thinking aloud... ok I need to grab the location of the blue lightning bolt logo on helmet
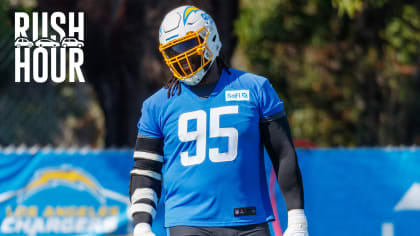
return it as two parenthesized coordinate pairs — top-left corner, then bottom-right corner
(159, 5), (222, 86)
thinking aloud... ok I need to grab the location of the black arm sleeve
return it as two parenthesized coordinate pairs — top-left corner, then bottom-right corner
(129, 135), (163, 226)
(260, 114), (304, 211)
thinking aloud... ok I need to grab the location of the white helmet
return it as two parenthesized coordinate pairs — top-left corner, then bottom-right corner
(159, 5), (222, 86)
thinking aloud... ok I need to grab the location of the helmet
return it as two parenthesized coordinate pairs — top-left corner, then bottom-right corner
(159, 6), (222, 86)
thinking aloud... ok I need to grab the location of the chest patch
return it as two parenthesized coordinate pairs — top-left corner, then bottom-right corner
(225, 90), (250, 101)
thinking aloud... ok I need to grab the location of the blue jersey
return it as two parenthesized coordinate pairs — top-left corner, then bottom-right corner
(138, 69), (285, 227)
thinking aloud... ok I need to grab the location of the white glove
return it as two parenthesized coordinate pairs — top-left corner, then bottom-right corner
(133, 223), (156, 236)
(283, 209), (308, 236)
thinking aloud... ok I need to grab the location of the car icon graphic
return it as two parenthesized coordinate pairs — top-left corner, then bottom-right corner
(35, 38), (60, 47)
(61, 37), (84, 48)
(14, 37), (34, 48)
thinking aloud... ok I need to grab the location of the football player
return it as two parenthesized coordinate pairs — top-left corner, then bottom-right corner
(129, 5), (309, 236)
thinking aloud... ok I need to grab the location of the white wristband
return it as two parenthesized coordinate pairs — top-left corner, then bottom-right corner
(134, 223), (153, 234)
(287, 209), (307, 226)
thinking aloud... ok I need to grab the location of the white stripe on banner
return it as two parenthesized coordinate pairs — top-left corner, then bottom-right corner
(131, 188), (158, 205)
(130, 169), (162, 181)
(134, 151), (163, 162)
(130, 203), (157, 218)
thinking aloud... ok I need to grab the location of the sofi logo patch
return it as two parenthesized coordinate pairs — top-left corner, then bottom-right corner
(225, 90), (250, 101)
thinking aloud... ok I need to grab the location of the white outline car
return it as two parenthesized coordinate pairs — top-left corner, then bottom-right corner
(15, 37), (34, 48)
(61, 37), (84, 48)
(35, 38), (60, 47)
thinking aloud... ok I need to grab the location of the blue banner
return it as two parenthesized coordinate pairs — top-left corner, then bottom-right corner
(0, 148), (419, 236)
(0, 150), (133, 236)
(294, 148), (420, 236)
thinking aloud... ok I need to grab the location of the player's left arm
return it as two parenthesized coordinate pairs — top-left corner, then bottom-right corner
(257, 78), (308, 235)
(260, 113), (308, 236)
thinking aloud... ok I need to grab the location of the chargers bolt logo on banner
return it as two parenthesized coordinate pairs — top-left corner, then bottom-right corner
(14, 12), (85, 83)
(0, 165), (130, 235)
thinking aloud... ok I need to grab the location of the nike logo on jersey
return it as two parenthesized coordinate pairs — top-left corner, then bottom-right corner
(225, 90), (250, 101)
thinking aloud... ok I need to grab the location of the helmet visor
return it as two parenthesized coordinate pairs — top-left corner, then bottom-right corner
(163, 38), (199, 58)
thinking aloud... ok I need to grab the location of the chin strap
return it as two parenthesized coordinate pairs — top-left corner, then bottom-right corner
(182, 62), (212, 86)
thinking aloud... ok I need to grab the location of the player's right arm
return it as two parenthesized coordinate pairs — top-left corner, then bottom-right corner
(129, 135), (163, 236)
(130, 98), (164, 236)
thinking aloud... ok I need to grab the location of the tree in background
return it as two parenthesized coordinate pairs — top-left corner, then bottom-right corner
(235, 0), (420, 146)
(0, 0), (238, 147)
(36, 0), (238, 147)
(0, 0), (105, 147)
(2, 0), (420, 147)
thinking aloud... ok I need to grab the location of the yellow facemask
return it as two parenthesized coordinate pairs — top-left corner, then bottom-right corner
(159, 27), (213, 79)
